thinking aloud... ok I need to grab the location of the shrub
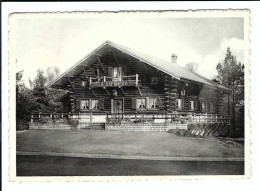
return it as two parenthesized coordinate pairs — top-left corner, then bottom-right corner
(39, 116), (52, 124)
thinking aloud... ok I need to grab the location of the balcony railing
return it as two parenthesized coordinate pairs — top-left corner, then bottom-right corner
(89, 74), (138, 88)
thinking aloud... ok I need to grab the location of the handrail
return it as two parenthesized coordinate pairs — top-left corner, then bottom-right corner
(90, 75), (138, 83)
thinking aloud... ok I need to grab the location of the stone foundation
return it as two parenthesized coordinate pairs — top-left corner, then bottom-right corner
(29, 122), (105, 130)
(105, 123), (187, 131)
(29, 122), (72, 130)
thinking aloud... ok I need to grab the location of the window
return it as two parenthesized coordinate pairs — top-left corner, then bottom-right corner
(176, 99), (182, 110)
(149, 98), (158, 109)
(210, 101), (214, 112)
(137, 98), (146, 109)
(81, 81), (86, 87)
(200, 101), (205, 111)
(181, 89), (186, 96)
(151, 77), (159, 85)
(81, 100), (89, 110)
(189, 100), (194, 110)
(113, 67), (122, 81)
(91, 99), (99, 110)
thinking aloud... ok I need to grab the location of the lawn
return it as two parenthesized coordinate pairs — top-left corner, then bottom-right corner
(16, 130), (244, 159)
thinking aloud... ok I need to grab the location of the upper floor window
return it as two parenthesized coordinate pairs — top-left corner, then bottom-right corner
(189, 100), (194, 111)
(81, 81), (86, 87)
(176, 99), (182, 110)
(151, 77), (159, 85)
(113, 67), (122, 80)
(149, 98), (158, 109)
(81, 100), (89, 110)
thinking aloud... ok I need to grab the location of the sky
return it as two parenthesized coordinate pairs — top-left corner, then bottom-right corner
(13, 15), (244, 86)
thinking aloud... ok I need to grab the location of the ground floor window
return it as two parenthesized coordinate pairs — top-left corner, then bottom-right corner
(149, 98), (158, 109)
(80, 99), (104, 111)
(91, 99), (99, 110)
(189, 100), (194, 110)
(137, 98), (146, 109)
(176, 99), (182, 110)
(81, 100), (89, 110)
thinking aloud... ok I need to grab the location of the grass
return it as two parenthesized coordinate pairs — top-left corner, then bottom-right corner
(16, 130), (244, 158)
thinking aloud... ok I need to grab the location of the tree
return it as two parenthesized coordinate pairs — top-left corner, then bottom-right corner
(30, 69), (49, 107)
(16, 70), (37, 129)
(213, 47), (244, 137)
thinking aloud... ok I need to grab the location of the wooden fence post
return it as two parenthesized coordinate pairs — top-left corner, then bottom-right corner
(31, 114), (33, 122)
(90, 112), (92, 125)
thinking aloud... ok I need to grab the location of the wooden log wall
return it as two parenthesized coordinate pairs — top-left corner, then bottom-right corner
(61, 46), (225, 115)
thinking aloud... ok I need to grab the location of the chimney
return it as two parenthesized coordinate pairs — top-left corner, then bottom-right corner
(171, 53), (177, 64)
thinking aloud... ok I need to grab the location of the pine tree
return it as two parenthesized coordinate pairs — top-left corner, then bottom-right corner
(213, 47), (244, 137)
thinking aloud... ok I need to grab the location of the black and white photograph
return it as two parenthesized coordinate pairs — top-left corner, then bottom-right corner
(8, 10), (250, 180)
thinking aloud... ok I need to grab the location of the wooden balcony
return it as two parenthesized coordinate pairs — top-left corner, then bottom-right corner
(89, 74), (139, 88)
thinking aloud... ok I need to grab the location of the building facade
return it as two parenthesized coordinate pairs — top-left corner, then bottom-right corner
(48, 41), (231, 128)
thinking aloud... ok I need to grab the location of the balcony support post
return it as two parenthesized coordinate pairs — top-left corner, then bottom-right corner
(120, 87), (126, 96)
(104, 87), (110, 96)
(137, 86), (142, 96)
(89, 87), (97, 97)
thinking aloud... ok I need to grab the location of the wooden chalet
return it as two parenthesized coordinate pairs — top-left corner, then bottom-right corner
(48, 41), (231, 127)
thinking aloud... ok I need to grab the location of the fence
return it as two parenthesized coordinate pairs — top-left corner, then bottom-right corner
(29, 112), (107, 124)
(29, 111), (230, 124)
(106, 112), (230, 124)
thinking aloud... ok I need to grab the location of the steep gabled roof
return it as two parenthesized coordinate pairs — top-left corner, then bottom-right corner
(49, 40), (230, 93)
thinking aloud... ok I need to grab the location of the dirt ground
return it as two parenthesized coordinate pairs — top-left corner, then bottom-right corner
(16, 130), (244, 158)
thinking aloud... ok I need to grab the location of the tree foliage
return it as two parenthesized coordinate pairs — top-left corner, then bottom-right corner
(213, 47), (244, 137)
(16, 67), (65, 130)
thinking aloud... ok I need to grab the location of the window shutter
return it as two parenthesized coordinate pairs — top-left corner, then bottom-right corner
(131, 98), (136, 109)
(157, 98), (164, 109)
(117, 67), (122, 78)
(122, 66), (127, 76)
(194, 100), (197, 111)
(108, 67), (113, 77)
(146, 97), (149, 109)
(98, 99), (104, 111)
(76, 99), (81, 111)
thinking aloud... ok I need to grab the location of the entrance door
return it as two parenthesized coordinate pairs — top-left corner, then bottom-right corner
(112, 99), (123, 114)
